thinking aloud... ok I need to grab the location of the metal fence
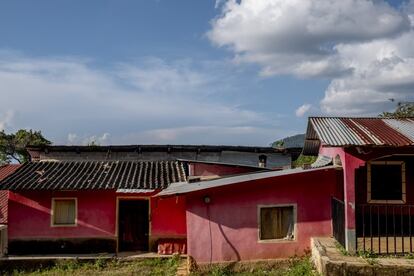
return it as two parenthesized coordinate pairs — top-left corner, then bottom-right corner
(356, 204), (414, 254)
(332, 197), (346, 248)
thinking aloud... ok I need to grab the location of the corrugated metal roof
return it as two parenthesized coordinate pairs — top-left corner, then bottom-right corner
(385, 119), (414, 141)
(310, 155), (332, 168)
(0, 161), (186, 190)
(157, 165), (339, 197)
(303, 117), (414, 155)
(0, 164), (21, 181)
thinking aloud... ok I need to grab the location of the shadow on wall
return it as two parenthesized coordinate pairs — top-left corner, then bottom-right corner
(218, 223), (241, 262)
(205, 203), (241, 263)
(8, 192), (115, 237)
(189, 170), (339, 230)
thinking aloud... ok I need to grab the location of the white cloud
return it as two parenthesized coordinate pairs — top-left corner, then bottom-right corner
(82, 133), (111, 145)
(295, 104), (311, 117)
(320, 29), (414, 115)
(209, 0), (409, 78)
(67, 133), (78, 144)
(0, 110), (15, 131)
(67, 132), (110, 145)
(0, 52), (279, 145)
(215, 0), (226, 9)
(116, 58), (211, 94)
(209, 0), (414, 115)
(118, 126), (280, 146)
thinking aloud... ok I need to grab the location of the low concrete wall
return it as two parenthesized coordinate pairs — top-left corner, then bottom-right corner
(311, 237), (414, 276)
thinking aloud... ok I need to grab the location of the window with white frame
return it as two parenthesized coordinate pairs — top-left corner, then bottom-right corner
(367, 161), (406, 204)
(52, 198), (77, 226)
(259, 205), (295, 241)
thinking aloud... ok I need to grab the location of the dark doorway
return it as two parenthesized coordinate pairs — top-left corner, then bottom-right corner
(118, 200), (149, 252)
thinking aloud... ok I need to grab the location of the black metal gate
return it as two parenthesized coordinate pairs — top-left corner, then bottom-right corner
(356, 204), (414, 254)
(332, 197), (346, 247)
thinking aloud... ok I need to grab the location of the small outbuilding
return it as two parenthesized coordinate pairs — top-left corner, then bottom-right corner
(159, 164), (342, 263)
(304, 117), (414, 255)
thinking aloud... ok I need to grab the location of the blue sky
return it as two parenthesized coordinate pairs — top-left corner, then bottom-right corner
(0, 0), (413, 146)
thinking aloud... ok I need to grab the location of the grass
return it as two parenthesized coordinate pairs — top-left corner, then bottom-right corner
(292, 155), (317, 168)
(192, 256), (318, 276)
(356, 250), (379, 265)
(334, 242), (350, 256)
(1, 255), (181, 276)
(1, 255), (318, 276)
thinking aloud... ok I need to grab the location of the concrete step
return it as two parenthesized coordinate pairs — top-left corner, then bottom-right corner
(176, 258), (188, 276)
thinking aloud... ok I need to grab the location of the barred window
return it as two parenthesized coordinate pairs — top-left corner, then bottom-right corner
(368, 161), (406, 203)
(52, 198), (77, 226)
(259, 205), (295, 241)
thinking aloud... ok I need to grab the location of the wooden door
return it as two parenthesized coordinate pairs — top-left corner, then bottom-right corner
(118, 200), (149, 251)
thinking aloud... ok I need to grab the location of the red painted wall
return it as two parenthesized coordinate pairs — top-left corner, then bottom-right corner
(8, 190), (186, 244)
(185, 169), (340, 263)
(151, 196), (186, 238)
(319, 147), (365, 230)
(8, 191), (116, 239)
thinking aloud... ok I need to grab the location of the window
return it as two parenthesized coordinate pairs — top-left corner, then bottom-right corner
(259, 205), (295, 241)
(51, 198), (77, 226)
(367, 161), (406, 204)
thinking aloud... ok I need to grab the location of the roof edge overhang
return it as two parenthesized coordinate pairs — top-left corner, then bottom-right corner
(303, 118), (321, 156)
(157, 165), (341, 197)
(26, 144), (286, 154)
(178, 159), (273, 170)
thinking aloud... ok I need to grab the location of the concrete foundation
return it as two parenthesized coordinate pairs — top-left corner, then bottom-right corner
(312, 237), (414, 276)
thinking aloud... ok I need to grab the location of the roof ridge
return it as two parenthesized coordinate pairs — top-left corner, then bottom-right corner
(304, 117), (414, 155)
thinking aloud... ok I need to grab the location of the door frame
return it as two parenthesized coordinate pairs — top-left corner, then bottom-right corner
(116, 196), (151, 253)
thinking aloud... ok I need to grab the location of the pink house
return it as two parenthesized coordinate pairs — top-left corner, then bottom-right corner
(159, 117), (414, 263)
(160, 166), (341, 263)
(2, 160), (188, 254)
(0, 145), (281, 255)
(303, 117), (414, 255)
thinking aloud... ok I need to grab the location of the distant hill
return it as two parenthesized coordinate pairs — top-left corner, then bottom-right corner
(272, 134), (305, 149)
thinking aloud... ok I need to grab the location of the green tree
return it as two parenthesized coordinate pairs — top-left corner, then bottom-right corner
(292, 154), (317, 168)
(380, 102), (414, 118)
(0, 129), (51, 164)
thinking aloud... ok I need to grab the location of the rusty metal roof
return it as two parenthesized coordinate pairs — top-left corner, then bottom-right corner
(0, 161), (186, 190)
(0, 164), (21, 181)
(304, 117), (414, 155)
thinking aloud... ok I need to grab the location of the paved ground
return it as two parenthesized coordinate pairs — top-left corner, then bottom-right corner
(0, 252), (189, 276)
(1, 251), (182, 260)
(358, 236), (414, 254)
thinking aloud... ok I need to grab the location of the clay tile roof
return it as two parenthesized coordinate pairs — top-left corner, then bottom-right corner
(304, 117), (414, 155)
(0, 164), (21, 181)
(0, 161), (187, 191)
